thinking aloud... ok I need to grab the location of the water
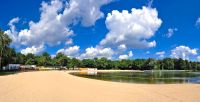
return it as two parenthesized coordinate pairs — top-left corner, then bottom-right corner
(70, 70), (200, 84)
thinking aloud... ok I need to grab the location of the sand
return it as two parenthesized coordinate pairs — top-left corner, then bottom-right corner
(0, 71), (200, 102)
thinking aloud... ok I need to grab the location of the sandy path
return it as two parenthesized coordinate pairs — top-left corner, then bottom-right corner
(0, 71), (200, 102)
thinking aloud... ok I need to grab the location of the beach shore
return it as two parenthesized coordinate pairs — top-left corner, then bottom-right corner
(0, 71), (200, 102)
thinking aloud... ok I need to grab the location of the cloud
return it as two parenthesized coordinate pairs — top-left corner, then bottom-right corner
(146, 51), (150, 54)
(100, 6), (162, 49)
(5, 17), (21, 48)
(119, 51), (133, 60)
(128, 51), (133, 57)
(80, 46), (114, 59)
(148, 0), (154, 7)
(6, 0), (72, 47)
(65, 38), (73, 45)
(5, 0), (113, 54)
(51, 55), (56, 58)
(171, 46), (198, 60)
(197, 56), (200, 62)
(60, 0), (113, 27)
(166, 28), (178, 38)
(156, 51), (165, 58)
(57, 46), (80, 58)
(8, 17), (20, 31)
(117, 44), (127, 51)
(196, 17), (200, 27)
(21, 44), (44, 55)
(119, 55), (129, 60)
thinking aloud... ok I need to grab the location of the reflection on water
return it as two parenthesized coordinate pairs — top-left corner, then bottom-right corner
(78, 71), (97, 75)
(87, 71), (97, 75)
(70, 70), (200, 84)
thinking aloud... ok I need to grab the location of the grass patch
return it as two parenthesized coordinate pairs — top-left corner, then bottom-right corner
(0, 71), (18, 76)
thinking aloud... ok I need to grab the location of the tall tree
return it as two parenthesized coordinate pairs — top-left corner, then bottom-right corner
(95, 58), (109, 69)
(15, 53), (26, 64)
(162, 58), (174, 70)
(70, 58), (81, 69)
(143, 58), (157, 70)
(82, 59), (95, 68)
(36, 52), (51, 66)
(25, 53), (36, 65)
(0, 29), (12, 69)
(53, 53), (70, 68)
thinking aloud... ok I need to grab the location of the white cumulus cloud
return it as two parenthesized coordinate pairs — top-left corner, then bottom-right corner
(119, 55), (129, 60)
(57, 46), (80, 58)
(156, 51), (165, 58)
(146, 51), (150, 54)
(117, 44), (127, 51)
(8, 17), (20, 31)
(166, 28), (178, 38)
(65, 38), (73, 45)
(80, 46), (114, 59)
(21, 44), (44, 55)
(196, 17), (200, 27)
(128, 51), (133, 57)
(171, 46), (198, 60)
(6, 0), (73, 47)
(119, 51), (133, 60)
(60, 0), (113, 27)
(197, 56), (200, 62)
(5, 0), (113, 54)
(5, 17), (21, 48)
(100, 6), (162, 49)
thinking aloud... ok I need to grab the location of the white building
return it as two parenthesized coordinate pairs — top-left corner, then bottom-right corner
(4, 64), (20, 70)
(79, 68), (97, 71)
(20, 65), (37, 70)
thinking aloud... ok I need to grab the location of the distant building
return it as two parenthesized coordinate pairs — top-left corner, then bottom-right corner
(2, 64), (38, 71)
(4, 64), (20, 70)
(79, 68), (97, 71)
(20, 65), (37, 70)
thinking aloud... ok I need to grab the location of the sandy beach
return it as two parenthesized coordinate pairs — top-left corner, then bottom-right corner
(0, 71), (200, 102)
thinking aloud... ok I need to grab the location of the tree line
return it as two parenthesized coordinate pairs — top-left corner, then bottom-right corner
(1, 29), (200, 71)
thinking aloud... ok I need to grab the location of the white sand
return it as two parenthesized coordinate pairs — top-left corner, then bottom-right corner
(0, 71), (200, 102)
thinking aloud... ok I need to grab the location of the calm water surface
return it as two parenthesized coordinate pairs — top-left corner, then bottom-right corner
(70, 70), (200, 84)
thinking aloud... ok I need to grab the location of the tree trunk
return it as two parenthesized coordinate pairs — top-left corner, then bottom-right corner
(0, 49), (2, 70)
(0, 49), (3, 70)
(0, 57), (2, 70)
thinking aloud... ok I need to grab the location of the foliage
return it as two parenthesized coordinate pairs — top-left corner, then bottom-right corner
(1, 49), (200, 71)
(0, 29), (12, 69)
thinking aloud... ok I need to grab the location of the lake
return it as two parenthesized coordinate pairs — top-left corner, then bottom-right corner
(70, 70), (200, 84)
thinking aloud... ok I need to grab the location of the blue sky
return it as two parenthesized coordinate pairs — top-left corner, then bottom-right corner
(1, 0), (200, 61)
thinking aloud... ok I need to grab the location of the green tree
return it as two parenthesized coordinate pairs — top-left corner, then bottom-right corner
(25, 58), (36, 65)
(162, 58), (174, 70)
(143, 58), (157, 70)
(36, 52), (51, 66)
(70, 58), (81, 69)
(15, 53), (26, 64)
(25, 53), (36, 65)
(42, 52), (51, 66)
(0, 29), (12, 68)
(132, 59), (146, 70)
(118, 59), (132, 70)
(82, 59), (95, 68)
(53, 53), (70, 68)
(95, 58), (109, 69)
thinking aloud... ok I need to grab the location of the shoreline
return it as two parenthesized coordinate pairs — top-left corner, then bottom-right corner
(69, 69), (144, 73)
